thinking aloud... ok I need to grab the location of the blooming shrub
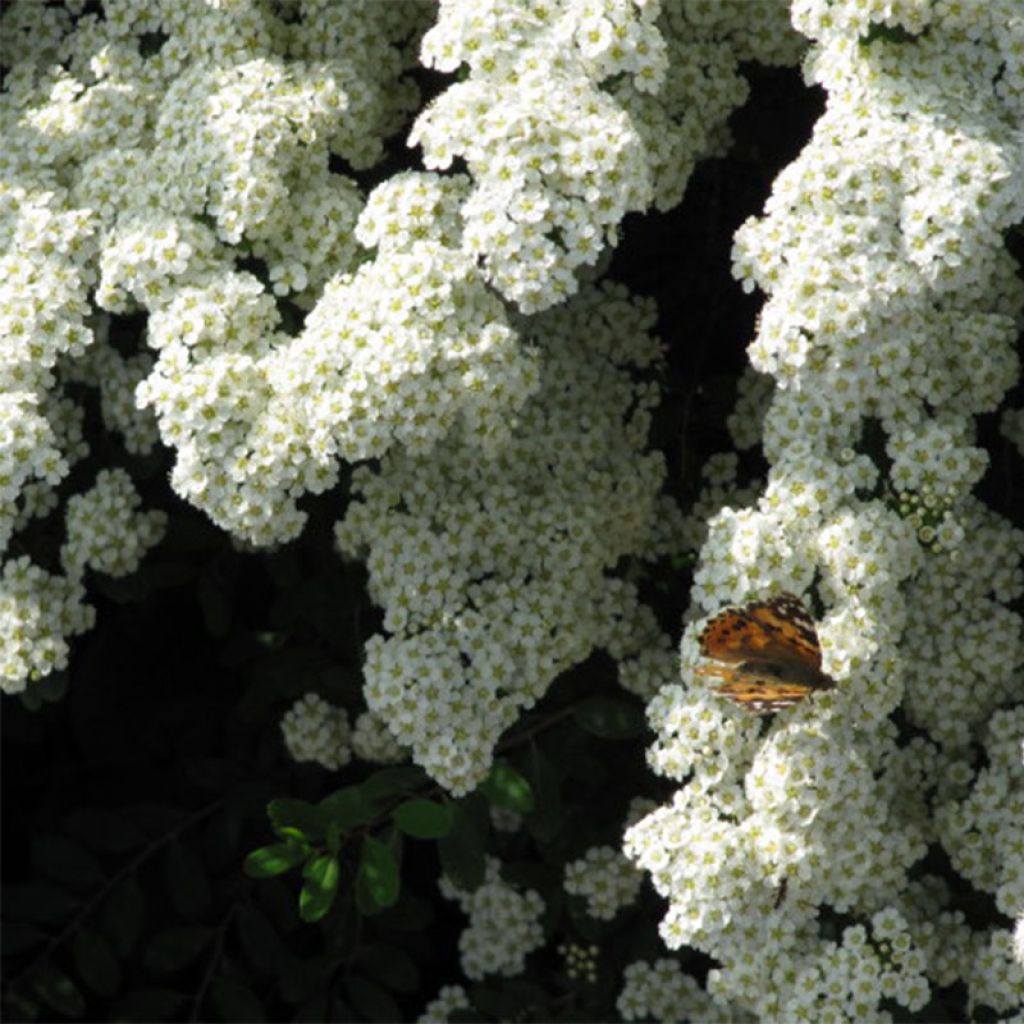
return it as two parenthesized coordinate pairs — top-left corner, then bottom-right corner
(2, 1), (1021, 1022)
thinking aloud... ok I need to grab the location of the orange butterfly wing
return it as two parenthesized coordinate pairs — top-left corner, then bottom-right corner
(696, 593), (836, 715)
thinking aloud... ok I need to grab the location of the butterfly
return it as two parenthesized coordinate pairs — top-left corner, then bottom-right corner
(695, 592), (836, 715)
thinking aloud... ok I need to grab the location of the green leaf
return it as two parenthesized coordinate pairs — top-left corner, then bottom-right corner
(480, 760), (535, 814)
(98, 876), (145, 956)
(110, 988), (185, 1022)
(142, 926), (213, 974)
(32, 834), (103, 890)
(210, 978), (267, 1023)
(438, 807), (486, 892)
(360, 766), (425, 809)
(197, 570), (232, 637)
(2, 922), (46, 956)
(66, 809), (146, 853)
(573, 696), (646, 739)
(344, 976), (402, 1023)
(356, 942), (419, 993)
(243, 843), (308, 879)
(267, 798), (327, 843)
(356, 837), (400, 914)
(30, 962), (85, 1019)
(525, 745), (563, 844)
(391, 799), (453, 839)
(2, 881), (79, 925)
(72, 929), (122, 997)
(299, 855), (340, 923)
(318, 786), (373, 830)
(235, 904), (287, 975)
(164, 841), (211, 919)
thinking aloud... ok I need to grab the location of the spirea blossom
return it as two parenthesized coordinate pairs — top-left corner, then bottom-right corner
(335, 282), (673, 793)
(417, 985), (470, 1024)
(280, 693), (352, 771)
(440, 859), (544, 981)
(617, 958), (718, 1023)
(564, 845), (643, 921)
(413, 0), (802, 312)
(628, 1), (1024, 1017)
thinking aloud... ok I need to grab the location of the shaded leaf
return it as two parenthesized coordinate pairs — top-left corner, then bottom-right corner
(32, 834), (103, 890)
(438, 807), (486, 892)
(573, 696), (646, 739)
(360, 766), (425, 809)
(268, 799), (327, 843)
(2, 922), (46, 956)
(73, 929), (122, 997)
(211, 978), (267, 1023)
(98, 876), (145, 956)
(299, 855), (340, 923)
(480, 761), (534, 814)
(165, 842), (211, 919)
(355, 837), (400, 914)
(235, 904), (287, 975)
(356, 942), (419, 993)
(3, 881), (79, 925)
(66, 810), (146, 854)
(391, 799), (453, 840)
(30, 962), (85, 1019)
(344, 976), (401, 1023)
(244, 843), (308, 879)
(142, 926), (213, 974)
(110, 988), (185, 1022)
(317, 787), (373, 831)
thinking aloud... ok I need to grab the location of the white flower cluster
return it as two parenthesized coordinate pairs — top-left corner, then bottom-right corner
(628, 1), (1024, 1017)
(440, 859), (545, 981)
(1, 0), (429, 689)
(413, 0), (802, 312)
(1, 464), (164, 695)
(417, 985), (470, 1024)
(559, 941), (599, 984)
(350, 710), (407, 766)
(336, 282), (673, 793)
(62, 468), (166, 579)
(935, 707), (1024, 1014)
(564, 845), (643, 921)
(280, 693), (352, 772)
(617, 958), (718, 1023)
(0, 557), (94, 694)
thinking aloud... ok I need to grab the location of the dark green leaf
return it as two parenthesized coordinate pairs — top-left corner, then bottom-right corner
(268, 799), (327, 843)
(32, 834), (103, 890)
(360, 766), (425, 809)
(480, 760), (535, 814)
(526, 746), (563, 843)
(355, 942), (419, 993)
(2, 922), (46, 956)
(211, 978), (267, 1023)
(438, 807), (486, 892)
(317, 786), (373, 830)
(391, 799), (453, 839)
(30, 962), (85, 1019)
(355, 837), (400, 914)
(198, 571), (232, 637)
(98, 876), (145, 956)
(299, 855), (340, 923)
(164, 842), (211, 919)
(142, 926), (213, 974)
(66, 809), (146, 853)
(343, 976), (401, 1023)
(2, 882), (79, 925)
(574, 696), (646, 739)
(244, 843), (308, 879)
(72, 929), (122, 997)
(203, 810), (243, 872)
(235, 904), (287, 974)
(110, 988), (185, 1022)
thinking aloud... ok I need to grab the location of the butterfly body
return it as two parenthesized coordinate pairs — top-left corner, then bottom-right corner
(696, 592), (836, 715)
